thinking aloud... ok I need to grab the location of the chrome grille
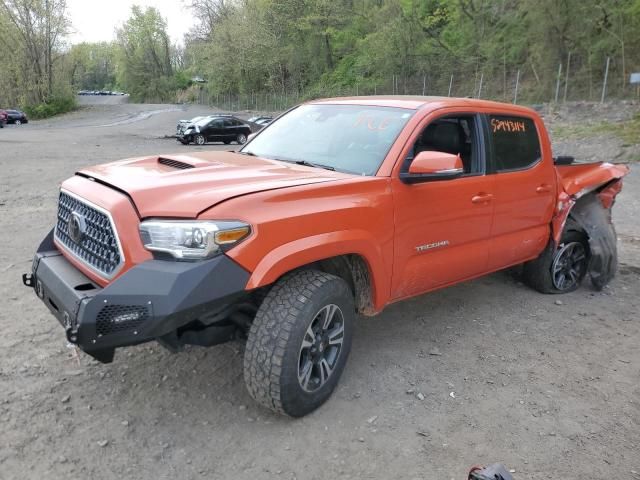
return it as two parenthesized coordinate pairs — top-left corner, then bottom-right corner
(55, 191), (123, 277)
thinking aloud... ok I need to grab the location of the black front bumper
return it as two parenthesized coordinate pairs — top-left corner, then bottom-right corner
(23, 230), (250, 363)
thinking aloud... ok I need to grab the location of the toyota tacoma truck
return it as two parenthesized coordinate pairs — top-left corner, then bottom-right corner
(23, 97), (629, 417)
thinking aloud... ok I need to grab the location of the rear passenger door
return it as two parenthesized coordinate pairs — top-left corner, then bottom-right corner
(484, 114), (556, 271)
(223, 119), (237, 140)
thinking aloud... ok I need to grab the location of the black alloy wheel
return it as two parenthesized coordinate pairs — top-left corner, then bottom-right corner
(551, 241), (587, 291)
(297, 304), (345, 392)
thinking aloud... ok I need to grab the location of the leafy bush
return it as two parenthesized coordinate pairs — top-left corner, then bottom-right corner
(24, 96), (77, 119)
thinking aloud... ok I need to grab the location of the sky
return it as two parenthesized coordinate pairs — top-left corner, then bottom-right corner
(66, 0), (196, 45)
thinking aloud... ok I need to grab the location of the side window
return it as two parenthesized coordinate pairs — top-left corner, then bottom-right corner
(223, 119), (234, 127)
(210, 119), (223, 128)
(407, 115), (480, 174)
(489, 115), (541, 171)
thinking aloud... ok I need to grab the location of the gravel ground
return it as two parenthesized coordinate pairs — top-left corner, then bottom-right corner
(0, 97), (638, 480)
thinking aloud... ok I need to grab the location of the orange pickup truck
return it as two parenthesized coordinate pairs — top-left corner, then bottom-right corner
(23, 96), (628, 416)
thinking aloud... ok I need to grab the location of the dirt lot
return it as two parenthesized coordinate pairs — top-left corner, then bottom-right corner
(0, 97), (638, 480)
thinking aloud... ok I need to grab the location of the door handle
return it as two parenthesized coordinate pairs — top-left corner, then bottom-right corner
(471, 193), (493, 204)
(536, 184), (552, 193)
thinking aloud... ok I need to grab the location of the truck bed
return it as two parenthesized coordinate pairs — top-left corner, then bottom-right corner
(555, 161), (629, 197)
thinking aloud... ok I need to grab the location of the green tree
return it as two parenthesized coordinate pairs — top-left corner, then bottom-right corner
(116, 5), (176, 102)
(0, 0), (71, 105)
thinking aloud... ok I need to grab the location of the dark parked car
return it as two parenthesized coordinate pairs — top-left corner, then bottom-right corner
(248, 115), (273, 124)
(255, 117), (273, 126)
(178, 115), (251, 145)
(0, 110), (7, 128)
(5, 109), (28, 125)
(247, 115), (274, 131)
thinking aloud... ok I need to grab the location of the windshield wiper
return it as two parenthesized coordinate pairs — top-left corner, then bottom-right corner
(294, 160), (335, 171)
(237, 153), (336, 171)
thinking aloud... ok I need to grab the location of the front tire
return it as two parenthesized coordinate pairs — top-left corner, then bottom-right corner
(244, 270), (354, 417)
(236, 133), (247, 144)
(523, 230), (589, 294)
(194, 134), (206, 145)
(15, 119), (21, 125)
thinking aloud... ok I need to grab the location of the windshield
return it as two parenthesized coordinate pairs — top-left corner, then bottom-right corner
(241, 104), (414, 175)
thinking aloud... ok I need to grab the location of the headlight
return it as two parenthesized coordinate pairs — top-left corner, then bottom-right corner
(139, 220), (251, 260)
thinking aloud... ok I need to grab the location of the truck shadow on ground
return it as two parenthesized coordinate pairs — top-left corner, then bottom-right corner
(71, 269), (580, 422)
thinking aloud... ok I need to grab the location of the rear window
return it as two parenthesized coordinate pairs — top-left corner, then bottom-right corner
(489, 115), (541, 171)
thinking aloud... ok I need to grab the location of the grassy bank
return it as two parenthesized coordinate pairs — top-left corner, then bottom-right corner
(550, 113), (640, 146)
(23, 96), (77, 120)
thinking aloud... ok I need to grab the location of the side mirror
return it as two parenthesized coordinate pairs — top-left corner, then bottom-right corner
(554, 155), (574, 165)
(401, 151), (464, 183)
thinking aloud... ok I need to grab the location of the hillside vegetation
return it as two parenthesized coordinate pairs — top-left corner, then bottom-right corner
(1, 0), (640, 111)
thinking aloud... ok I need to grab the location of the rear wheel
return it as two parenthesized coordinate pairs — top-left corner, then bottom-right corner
(244, 270), (354, 417)
(15, 119), (21, 125)
(194, 134), (206, 145)
(523, 231), (589, 293)
(236, 133), (247, 144)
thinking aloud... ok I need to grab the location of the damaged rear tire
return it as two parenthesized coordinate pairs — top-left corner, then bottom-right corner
(523, 231), (589, 294)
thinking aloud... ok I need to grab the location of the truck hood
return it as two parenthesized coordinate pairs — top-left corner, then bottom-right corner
(79, 151), (348, 218)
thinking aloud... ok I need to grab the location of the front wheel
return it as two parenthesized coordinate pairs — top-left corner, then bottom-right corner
(236, 133), (247, 144)
(15, 119), (21, 125)
(244, 270), (354, 417)
(194, 134), (206, 145)
(523, 231), (589, 293)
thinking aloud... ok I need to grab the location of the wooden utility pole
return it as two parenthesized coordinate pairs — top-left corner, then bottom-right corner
(563, 52), (571, 103)
(601, 57), (610, 103)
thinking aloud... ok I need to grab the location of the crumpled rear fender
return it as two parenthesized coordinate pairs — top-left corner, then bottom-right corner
(550, 162), (629, 290)
(551, 162), (629, 245)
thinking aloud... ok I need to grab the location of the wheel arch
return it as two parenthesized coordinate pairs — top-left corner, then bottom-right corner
(551, 178), (624, 246)
(243, 232), (390, 315)
(549, 186), (621, 290)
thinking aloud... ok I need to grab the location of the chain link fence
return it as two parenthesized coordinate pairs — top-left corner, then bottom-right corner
(194, 55), (639, 113)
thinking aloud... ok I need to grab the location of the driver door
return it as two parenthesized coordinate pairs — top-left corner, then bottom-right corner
(390, 113), (495, 300)
(206, 119), (224, 142)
